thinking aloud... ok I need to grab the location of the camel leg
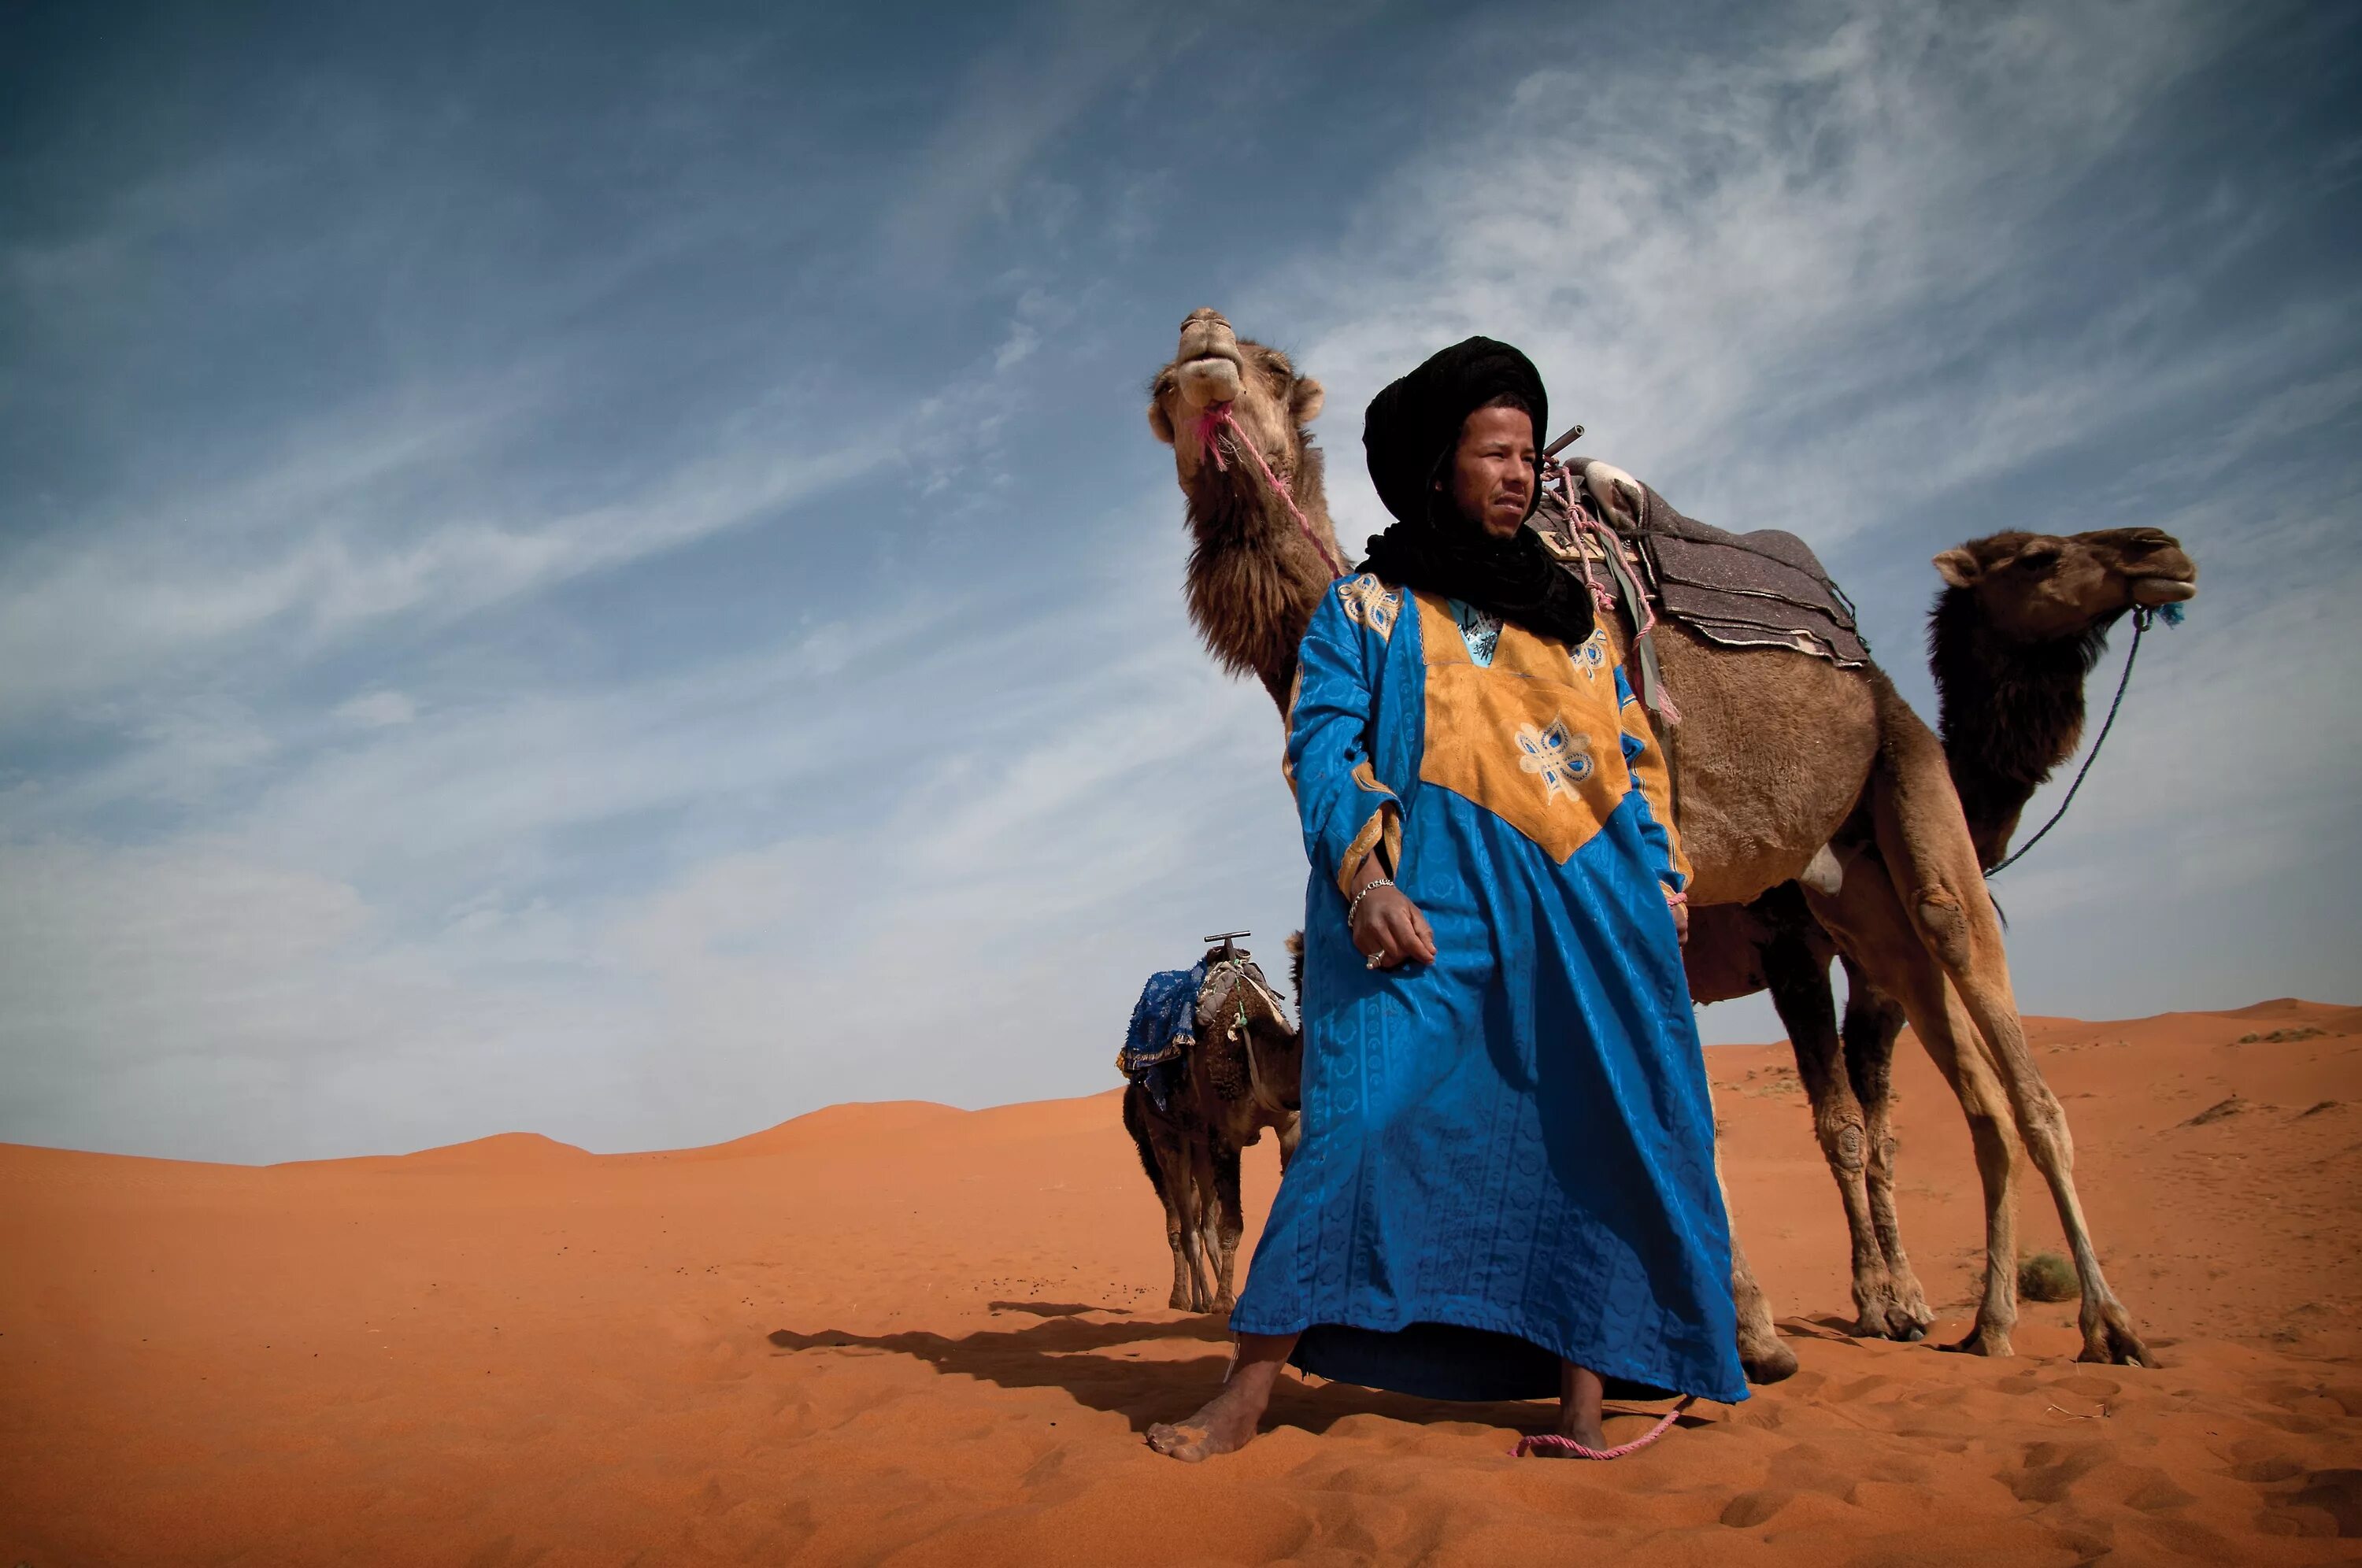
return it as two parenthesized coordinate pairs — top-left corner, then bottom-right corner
(1716, 1152), (1797, 1384)
(1187, 1145), (1223, 1315)
(1867, 692), (2149, 1366)
(1808, 861), (2024, 1355)
(1209, 1143), (1245, 1314)
(1838, 959), (1933, 1336)
(1150, 1126), (1207, 1311)
(1275, 1114), (1302, 1173)
(1760, 928), (1897, 1338)
(1126, 1090), (1194, 1312)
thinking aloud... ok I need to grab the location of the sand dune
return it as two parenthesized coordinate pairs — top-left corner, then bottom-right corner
(5, 1000), (2360, 1563)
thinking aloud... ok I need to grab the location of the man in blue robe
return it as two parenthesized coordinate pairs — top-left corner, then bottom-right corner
(1148, 338), (1746, 1462)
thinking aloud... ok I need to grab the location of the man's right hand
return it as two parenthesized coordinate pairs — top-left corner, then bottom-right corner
(1351, 883), (1437, 970)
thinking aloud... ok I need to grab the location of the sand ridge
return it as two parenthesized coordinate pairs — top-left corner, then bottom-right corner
(4, 1000), (2359, 1562)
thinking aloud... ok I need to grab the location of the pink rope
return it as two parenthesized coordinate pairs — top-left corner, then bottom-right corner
(1550, 461), (1683, 725)
(1198, 401), (1349, 580)
(1512, 1396), (1694, 1460)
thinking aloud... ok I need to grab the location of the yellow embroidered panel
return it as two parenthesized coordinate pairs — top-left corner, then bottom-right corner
(1338, 574), (1401, 641)
(1412, 591), (1633, 864)
(1337, 760), (1403, 894)
(1569, 627), (1611, 684)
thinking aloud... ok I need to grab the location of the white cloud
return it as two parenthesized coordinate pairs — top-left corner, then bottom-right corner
(0, 508), (1312, 1160)
(5, 0), (2351, 1162)
(1253, 0), (2250, 544)
(333, 690), (417, 729)
(0, 398), (889, 723)
(878, 6), (1165, 270)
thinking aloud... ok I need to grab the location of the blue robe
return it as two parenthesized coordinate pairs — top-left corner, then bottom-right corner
(1229, 574), (1746, 1405)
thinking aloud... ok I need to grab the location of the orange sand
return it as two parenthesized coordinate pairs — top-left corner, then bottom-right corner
(5, 999), (2360, 1563)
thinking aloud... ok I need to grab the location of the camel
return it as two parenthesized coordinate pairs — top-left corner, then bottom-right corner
(1685, 526), (2197, 1344)
(1123, 939), (1305, 1314)
(1144, 308), (2151, 1374)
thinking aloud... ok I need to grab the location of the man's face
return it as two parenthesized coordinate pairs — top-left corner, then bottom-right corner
(1448, 404), (1537, 538)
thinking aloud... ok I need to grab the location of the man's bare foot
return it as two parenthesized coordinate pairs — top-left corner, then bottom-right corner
(1552, 1407), (1609, 1451)
(1146, 1381), (1265, 1462)
(1554, 1360), (1607, 1450)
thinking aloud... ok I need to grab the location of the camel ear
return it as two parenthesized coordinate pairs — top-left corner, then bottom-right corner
(1932, 548), (1981, 588)
(1146, 396), (1175, 446)
(1290, 377), (1324, 426)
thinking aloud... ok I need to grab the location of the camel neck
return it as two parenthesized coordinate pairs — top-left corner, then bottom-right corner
(1927, 588), (2120, 845)
(1186, 444), (1332, 551)
(1180, 442), (1341, 712)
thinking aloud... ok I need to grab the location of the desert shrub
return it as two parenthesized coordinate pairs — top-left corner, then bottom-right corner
(2017, 1252), (2079, 1303)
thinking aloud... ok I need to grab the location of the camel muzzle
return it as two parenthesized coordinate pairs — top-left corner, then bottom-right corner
(2129, 575), (2197, 605)
(1178, 355), (1242, 409)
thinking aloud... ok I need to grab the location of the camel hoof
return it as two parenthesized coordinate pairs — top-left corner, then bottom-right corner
(2078, 1319), (2153, 1368)
(1940, 1329), (2013, 1358)
(1742, 1341), (1799, 1385)
(1852, 1297), (1935, 1343)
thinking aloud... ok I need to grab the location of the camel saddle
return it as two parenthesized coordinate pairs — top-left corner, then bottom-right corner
(1118, 952), (1290, 1115)
(1530, 479), (1870, 668)
(1196, 953), (1288, 1045)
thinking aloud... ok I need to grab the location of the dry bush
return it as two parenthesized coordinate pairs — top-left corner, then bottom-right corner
(2017, 1252), (2079, 1303)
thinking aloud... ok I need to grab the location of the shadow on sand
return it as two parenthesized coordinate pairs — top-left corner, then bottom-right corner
(767, 1302), (1706, 1440)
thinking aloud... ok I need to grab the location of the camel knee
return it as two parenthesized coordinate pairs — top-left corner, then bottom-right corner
(1816, 1111), (1868, 1174)
(2016, 1100), (2076, 1170)
(1910, 885), (1975, 971)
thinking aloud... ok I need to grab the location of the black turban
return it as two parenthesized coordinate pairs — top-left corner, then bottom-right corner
(1358, 336), (1594, 647)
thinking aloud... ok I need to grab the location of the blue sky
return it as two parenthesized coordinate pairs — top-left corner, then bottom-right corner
(3, 0), (2356, 1162)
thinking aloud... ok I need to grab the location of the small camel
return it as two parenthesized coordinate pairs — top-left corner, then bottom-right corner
(1686, 525), (2197, 1344)
(1143, 308), (2152, 1371)
(1123, 940), (1304, 1314)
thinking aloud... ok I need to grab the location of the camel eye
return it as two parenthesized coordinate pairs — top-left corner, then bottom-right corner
(2014, 548), (2060, 572)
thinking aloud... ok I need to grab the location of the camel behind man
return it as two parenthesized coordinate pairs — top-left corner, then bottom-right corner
(1143, 308), (2153, 1374)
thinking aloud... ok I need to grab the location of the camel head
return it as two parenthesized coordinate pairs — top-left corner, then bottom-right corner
(1146, 309), (1346, 710)
(1198, 941), (1303, 1119)
(1147, 309), (1326, 494)
(1932, 527), (2197, 643)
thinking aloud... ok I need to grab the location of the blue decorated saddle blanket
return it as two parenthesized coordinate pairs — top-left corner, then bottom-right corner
(1117, 962), (1206, 1112)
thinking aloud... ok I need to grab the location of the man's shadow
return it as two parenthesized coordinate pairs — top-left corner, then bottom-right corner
(767, 1302), (1610, 1438)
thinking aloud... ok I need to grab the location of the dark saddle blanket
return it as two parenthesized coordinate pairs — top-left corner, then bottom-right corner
(1531, 478), (1870, 667)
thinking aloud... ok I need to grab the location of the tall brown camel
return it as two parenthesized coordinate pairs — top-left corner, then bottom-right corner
(1144, 308), (2150, 1374)
(1684, 526), (2197, 1344)
(1124, 940), (1305, 1313)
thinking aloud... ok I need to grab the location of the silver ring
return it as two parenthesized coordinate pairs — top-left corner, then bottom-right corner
(1364, 951), (1384, 970)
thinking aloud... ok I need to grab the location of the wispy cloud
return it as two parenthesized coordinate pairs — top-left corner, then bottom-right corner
(1268, 0), (2266, 540)
(2, 0), (2352, 1159)
(0, 412), (888, 722)
(879, 3), (1168, 272)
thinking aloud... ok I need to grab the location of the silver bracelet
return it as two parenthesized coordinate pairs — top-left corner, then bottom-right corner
(1347, 878), (1395, 928)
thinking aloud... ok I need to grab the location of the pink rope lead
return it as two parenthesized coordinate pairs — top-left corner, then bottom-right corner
(1512, 1396), (1695, 1460)
(1197, 401), (1350, 580)
(1548, 460), (1683, 726)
